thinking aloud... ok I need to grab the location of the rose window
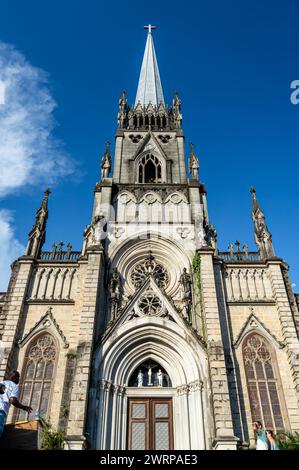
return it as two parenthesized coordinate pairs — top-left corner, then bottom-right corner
(138, 293), (162, 316)
(130, 254), (169, 289)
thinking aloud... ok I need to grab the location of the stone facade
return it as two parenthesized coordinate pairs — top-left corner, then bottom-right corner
(1, 29), (299, 450)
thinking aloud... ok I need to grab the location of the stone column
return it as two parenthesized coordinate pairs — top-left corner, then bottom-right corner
(176, 385), (191, 449)
(198, 247), (238, 449)
(188, 380), (206, 449)
(0, 258), (34, 381)
(65, 246), (104, 449)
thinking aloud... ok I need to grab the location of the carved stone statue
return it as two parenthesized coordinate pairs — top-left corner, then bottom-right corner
(204, 223), (217, 251)
(137, 370), (143, 387)
(189, 155), (199, 179)
(188, 142), (199, 180)
(109, 268), (121, 321)
(179, 268), (192, 323)
(157, 369), (163, 387)
(173, 92), (182, 128)
(148, 366), (152, 386)
(117, 90), (127, 128)
(179, 268), (192, 297)
(101, 142), (112, 179)
(109, 268), (120, 299)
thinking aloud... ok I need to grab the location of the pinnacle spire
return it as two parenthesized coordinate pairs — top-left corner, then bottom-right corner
(249, 187), (275, 258)
(135, 25), (165, 107)
(26, 189), (50, 257)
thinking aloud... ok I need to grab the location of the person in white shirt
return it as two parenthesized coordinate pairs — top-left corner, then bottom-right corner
(0, 370), (33, 437)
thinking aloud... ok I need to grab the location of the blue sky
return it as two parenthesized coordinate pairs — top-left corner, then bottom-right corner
(0, 0), (298, 290)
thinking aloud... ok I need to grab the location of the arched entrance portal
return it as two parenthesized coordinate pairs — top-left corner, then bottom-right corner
(127, 359), (173, 450)
(92, 318), (209, 450)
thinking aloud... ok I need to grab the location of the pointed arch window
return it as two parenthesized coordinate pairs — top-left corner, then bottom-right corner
(17, 333), (57, 421)
(138, 154), (162, 183)
(242, 333), (284, 431)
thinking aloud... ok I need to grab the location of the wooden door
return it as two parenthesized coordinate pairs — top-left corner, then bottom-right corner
(127, 398), (173, 450)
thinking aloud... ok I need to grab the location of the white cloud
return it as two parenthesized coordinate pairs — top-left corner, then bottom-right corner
(0, 41), (74, 197)
(0, 210), (25, 291)
(292, 283), (296, 289)
(0, 42), (77, 291)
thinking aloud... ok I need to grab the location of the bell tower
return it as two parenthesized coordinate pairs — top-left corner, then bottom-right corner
(84, 26), (238, 451)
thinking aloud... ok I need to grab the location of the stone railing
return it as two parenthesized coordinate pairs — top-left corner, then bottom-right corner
(39, 242), (81, 262)
(219, 242), (261, 263)
(40, 251), (81, 261)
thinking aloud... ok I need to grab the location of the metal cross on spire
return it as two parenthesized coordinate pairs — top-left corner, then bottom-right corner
(144, 24), (156, 34)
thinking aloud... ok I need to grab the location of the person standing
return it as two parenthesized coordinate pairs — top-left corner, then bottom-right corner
(0, 370), (32, 438)
(253, 421), (269, 450)
(266, 430), (280, 450)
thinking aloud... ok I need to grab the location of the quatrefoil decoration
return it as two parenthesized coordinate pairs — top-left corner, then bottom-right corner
(129, 134), (142, 143)
(158, 134), (171, 144)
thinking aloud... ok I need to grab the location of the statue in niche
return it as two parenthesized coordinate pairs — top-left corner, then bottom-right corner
(137, 370), (143, 387)
(157, 369), (163, 387)
(148, 366), (153, 386)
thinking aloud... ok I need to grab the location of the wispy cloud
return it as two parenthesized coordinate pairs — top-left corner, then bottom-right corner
(0, 210), (25, 291)
(0, 41), (76, 290)
(0, 41), (75, 197)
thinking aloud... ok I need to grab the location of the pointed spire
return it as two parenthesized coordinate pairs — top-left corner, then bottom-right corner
(250, 187), (275, 258)
(135, 25), (165, 107)
(26, 189), (50, 257)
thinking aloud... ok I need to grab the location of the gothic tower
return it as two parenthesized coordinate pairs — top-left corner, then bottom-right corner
(1, 26), (299, 451)
(83, 25), (238, 450)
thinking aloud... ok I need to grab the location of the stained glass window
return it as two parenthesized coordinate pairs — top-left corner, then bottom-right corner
(17, 333), (57, 421)
(243, 333), (284, 431)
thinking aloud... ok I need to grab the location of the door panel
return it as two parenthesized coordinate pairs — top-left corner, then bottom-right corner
(128, 398), (173, 450)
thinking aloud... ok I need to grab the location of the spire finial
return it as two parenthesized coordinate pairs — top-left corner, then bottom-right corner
(42, 188), (51, 209)
(144, 24), (156, 34)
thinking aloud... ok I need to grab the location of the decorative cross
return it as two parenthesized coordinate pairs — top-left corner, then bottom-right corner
(144, 24), (156, 34)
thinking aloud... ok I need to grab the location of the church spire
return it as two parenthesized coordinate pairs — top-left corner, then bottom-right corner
(26, 189), (51, 257)
(135, 25), (165, 107)
(250, 187), (275, 259)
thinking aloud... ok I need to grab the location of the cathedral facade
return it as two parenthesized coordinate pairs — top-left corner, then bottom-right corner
(1, 28), (299, 450)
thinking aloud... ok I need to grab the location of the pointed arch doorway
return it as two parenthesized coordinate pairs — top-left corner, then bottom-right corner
(93, 319), (209, 450)
(127, 360), (174, 450)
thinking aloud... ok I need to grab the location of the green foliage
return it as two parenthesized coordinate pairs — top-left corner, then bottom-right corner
(40, 420), (65, 450)
(192, 252), (201, 292)
(276, 431), (299, 450)
(192, 252), (206, 341)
